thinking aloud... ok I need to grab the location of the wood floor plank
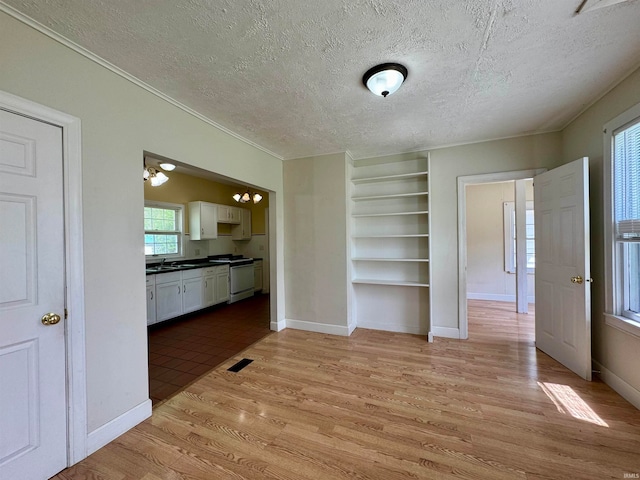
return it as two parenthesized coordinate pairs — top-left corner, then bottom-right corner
(53, 300), (640, 479)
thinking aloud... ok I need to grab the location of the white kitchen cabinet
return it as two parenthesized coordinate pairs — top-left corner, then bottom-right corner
(203, 267), (216, 307)
(217, 204), (241, 224)
(182, 268), (203, 314)
(189, 201), (218, 239)
(215, 265), (230, 303)
(146, 275), (156, 325)
(231, 208), (252, 240)
(253, 260), (263, 292)
(155, 271), (183, 322)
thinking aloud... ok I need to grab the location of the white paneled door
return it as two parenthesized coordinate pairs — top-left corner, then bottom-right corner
(0, 110), (67, 479)
(534, 158), (592, 380)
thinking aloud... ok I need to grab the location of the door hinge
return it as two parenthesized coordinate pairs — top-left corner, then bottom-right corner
(64, 308), (68, 320)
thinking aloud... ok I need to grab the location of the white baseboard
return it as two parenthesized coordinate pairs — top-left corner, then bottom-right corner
(467, 293), (535, 303)
(432, 326), (461, 339)
(592, 360), (640, 410)
(270, 318), (286, 332)
(285, 318), (352, 336)
(356, 320), (426, 335)
(87, 399), (152, 455)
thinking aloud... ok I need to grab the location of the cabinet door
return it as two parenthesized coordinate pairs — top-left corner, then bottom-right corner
(231, 208), (252, 240)
(201, 202), (218, 238)
(254, 266), (263, 291)
(217, 204), (230, 223)
(215, 270), (230, 303)
(146, 286), (157, 325)
(229, 207), (241, 224)
(203, 274), (215, 307)
(182, 276), (203, 314)
(156, 280), (182, 321)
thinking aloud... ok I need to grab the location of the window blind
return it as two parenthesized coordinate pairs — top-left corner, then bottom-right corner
(614, 120), (640, 240)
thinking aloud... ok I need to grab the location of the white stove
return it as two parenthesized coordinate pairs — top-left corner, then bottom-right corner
(208, 255), (254, 303)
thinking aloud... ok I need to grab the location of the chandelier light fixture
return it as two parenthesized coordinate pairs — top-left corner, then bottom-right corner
(362, 63), (408, 97)
(143, 159), (172, 187)
(233, 189), (263, 204)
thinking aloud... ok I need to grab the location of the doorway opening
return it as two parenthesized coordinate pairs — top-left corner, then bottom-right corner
(457, 169), (544, 339)
(142, 153), (274, 405)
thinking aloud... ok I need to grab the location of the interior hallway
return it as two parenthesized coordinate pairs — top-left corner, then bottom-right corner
(55, 302), (640, 479)
(148, 293), (271, 405)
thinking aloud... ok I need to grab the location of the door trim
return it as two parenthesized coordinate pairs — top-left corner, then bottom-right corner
(457, 168), (545, 339)
(0, 90), (87, 466)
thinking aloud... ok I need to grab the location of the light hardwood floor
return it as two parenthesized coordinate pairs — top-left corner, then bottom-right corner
(53, 301), (640, 479)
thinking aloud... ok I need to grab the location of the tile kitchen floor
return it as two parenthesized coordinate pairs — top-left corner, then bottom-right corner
(147, 293), (271, 405)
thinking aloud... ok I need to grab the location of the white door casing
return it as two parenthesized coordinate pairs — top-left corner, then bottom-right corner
(0, 110), (68, 478)
(534, 157), (592, 381)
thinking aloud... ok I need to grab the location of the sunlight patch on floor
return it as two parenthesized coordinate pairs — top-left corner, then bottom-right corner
(538, 382), (608, 427)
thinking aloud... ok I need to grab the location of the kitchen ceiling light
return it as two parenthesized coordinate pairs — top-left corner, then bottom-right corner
(143, 166), (169, 187)
(362, 63), (408, 97)
(233, 189), (263, 204)
(159, 162), (176, 171)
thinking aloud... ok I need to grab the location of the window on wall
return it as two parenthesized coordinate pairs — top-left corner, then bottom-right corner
(605, 102), (640, 332)
(144, 202), (184, 257)
(504, 201), (535, 274)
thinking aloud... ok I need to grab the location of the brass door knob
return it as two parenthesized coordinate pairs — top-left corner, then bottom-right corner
(570, 275), (584, 285)
(41, 313), (61, 325)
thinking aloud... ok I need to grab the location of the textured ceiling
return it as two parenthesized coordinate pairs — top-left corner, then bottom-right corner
(3, 0), (640, 159)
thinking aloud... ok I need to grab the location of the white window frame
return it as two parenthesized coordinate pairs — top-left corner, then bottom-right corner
(504, 201), (535, 274)
(144, 201), (185, 260)
(603, 101), (640, 338)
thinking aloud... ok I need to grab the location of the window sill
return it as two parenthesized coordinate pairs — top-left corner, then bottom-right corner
(604, 313), (640, 339)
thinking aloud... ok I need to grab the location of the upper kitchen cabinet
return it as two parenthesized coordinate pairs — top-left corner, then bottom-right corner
(188, 201), (218, 239)
(217, 204), (241, 224)
(231, 208), (252, 240)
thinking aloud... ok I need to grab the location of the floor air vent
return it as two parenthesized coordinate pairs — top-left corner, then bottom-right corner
(228, 358), (253, 372)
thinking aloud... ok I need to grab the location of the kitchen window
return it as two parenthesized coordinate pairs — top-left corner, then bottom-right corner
(144, 201), (184, 257)
(604, 102), (640, 335)
(504, 201), (535, 274)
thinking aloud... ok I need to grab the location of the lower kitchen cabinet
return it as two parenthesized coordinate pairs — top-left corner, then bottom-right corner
(155, 271), (183, 322)
(146, 275), (156, 325)
(150, 265), (229, 325)
(254, 260), (263, 292)
(182, 268), (203, 314)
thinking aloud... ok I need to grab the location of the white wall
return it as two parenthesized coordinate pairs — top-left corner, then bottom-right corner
(0, 11), (284, 435)
(283, 153), (350, 333)
(429, 134), (562, 331)
(562, 66), (640, 402)
(466, 180), (535, 302)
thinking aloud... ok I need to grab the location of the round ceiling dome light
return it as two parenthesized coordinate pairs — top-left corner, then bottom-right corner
(362, 63), (408, 97)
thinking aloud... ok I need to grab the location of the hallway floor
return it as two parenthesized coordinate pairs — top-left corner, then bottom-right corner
(147, 293), (271, 405)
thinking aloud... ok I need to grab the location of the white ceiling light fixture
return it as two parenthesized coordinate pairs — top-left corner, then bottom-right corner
(143, 159), (169, 187)
(159, 162), (176, 171)
(363, 63), (408, 98)
(233, 189), (263, 204)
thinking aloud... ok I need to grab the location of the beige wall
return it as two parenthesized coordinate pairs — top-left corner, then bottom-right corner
(562, 66), (640, 396)
(0, 11), (284, 433)
(430, 133), (562, 331)
(283, 153), (349, 328)
(144, 170), (269, 235)
(466, 180), (534, 301)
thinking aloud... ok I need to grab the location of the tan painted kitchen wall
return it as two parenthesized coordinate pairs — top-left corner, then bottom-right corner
(144, 169), (269, 235)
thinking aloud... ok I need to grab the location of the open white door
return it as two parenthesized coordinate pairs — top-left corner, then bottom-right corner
(534, 157), (591, 380)
(0, 110), (68, 478)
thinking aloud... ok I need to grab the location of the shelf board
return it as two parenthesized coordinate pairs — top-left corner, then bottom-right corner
(352, 257), (429, 262)
(352, 210), (428, 218)
(352, 171), (429, 184)
(352, 192), (429, 201)
(352, 234), (429, 238)
(352, 278), (430, 287)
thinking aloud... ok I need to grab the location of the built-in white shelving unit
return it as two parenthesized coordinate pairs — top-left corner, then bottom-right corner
(350, 156), (432, 337)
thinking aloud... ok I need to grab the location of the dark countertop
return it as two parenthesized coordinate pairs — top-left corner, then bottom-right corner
(145, 258), (228, 275)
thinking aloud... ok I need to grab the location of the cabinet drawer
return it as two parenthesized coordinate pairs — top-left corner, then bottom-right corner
(202, 266), (217, 275)
(182, 268), (203, 279)
(146, 275), (155, 287)
(215, 265), (229, 275)
(155, 270), (182, 284)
